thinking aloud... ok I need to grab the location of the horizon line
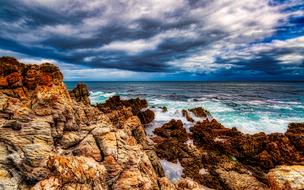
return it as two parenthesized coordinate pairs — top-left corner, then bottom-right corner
(64, 80), (304, 82)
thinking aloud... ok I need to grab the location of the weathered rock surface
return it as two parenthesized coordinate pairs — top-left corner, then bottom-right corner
(152, 118), (304, 190)
(191, 119), (304, 171)
(0, 57), (199, 190)
(138, 109), (155, 124)
(188, 107), (211, 118)
(182, 110), (194, 122)
(97, 96), (155, 125)
(69, 83), (90, 105)
(152, 119), (269, 190)
(267, 165), (304, 190)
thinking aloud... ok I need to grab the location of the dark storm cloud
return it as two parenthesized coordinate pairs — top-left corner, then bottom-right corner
(0, 0), (303, 80)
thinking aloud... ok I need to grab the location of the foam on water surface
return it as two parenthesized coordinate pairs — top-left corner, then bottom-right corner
(64, 82), (304, 135)
(160, 159), (183, 182)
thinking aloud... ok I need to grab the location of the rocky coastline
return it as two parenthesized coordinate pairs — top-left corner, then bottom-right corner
(0, 57), (303, 190)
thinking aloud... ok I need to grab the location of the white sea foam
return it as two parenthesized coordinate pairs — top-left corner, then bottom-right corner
(89, 91), (116, 104)
(89, 92), (304, 135)
(160, 159), (183, 182)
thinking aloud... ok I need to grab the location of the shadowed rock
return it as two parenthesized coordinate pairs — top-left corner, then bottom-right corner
(97, 96), (155, 125)
(182, 109), (194, 122)
(69, 83), (90, 105)
(189, 107), (211, 118)
(191, 119), (304, 171)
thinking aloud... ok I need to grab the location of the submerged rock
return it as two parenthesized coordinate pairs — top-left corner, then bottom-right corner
(162, 106), (168, 113)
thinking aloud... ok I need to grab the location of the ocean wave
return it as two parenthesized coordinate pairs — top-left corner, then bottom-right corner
(89, 91), (117, 104)
(148, 98), (304, 135)
(87, 90), (303, 135)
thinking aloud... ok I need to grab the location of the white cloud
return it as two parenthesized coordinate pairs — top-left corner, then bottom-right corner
(101, 39), (161, 54)
(278, 54), (304, 64)
(1, 0), (303, 77)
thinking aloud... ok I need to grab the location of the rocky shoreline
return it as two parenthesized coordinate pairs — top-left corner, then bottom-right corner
(0, 57), (303, 190)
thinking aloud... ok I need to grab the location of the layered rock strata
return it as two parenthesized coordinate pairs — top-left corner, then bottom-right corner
(0, 57), (205, 190)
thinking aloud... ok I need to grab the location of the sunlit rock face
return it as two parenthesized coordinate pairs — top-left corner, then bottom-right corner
(0, 57), (204, 190)
(267, 165), (304, 190)
(1, 57), (303, 190)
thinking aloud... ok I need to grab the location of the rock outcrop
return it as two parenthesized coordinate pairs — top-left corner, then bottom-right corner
(182, 110), (194, 122)
(96, 96), (155, 125)
(0, 57), (200, 190)
(191, 119), (304, 171)
(69, 83), (91, 105)
(188, 107), (211, 118)
(267, 165), (304, 190)
(152, 118), (304, 190)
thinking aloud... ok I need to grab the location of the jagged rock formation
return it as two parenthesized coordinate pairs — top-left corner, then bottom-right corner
(69, 83), (91, 105)
(191, 119), (304, 171)
(182, 110), (194, 122)
(152, 118), (304, 190)
(97, 96), (155, 125)
(0, 57), (205, 190)
(188, 107), (211, 118)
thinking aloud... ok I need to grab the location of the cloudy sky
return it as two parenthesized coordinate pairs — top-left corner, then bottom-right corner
(0, 0), (303, 81)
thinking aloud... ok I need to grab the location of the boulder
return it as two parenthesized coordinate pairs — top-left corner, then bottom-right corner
(154, 119), (188, 143)
(267, 165), (304, 190)
(189, 107), (211, 118)
(137, 109), (155, 124)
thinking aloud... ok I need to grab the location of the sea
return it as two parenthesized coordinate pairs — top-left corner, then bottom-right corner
(65, 81), (304, 135)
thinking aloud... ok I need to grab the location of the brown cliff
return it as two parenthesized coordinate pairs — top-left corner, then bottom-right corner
(0, 57), (205, 190)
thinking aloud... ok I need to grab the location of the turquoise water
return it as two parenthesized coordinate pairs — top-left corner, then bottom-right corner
(65, 82), (304, 134)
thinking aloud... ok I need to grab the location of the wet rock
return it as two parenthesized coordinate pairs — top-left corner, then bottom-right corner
(138, 109), (155, 124)
(97, 95), (155, 125)
(162, 106), (168, 113)
(154, 120), (188, 143)
(267, 165), (304, 190)
(182, 109), (194, 122)
(191, 119), (304, 172)
(189, 107), (211, 118)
